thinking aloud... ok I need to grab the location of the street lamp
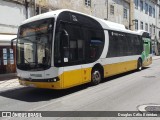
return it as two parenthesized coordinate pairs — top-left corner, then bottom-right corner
(129, 19), (136, 29)
(24, 0), (30, 19)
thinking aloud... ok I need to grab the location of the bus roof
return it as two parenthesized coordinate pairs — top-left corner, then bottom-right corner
(21, 9), (145, 35)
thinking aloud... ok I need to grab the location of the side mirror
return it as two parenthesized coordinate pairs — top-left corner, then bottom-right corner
(61, 29), (69, 47)
(11, 38), (17, 49)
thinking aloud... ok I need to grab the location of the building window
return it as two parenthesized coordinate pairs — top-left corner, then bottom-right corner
(41, 8), (49, 14)
(140, 0), (143, 11)
(145, 23), (148, 31)
(123, 8), (127, 19)
(135, 20), (138, 30)
(150, 25), (152, 34)
(134, 0), (138, 9)
(110, 5), (114, 15)
(140, 21), (143, 30)
(145, 3), (148, 14)
(153, 8), (155, 18)
(149, 6), (152, 16)
(35, 6), (49, 15)
(85, 0), (91, 7)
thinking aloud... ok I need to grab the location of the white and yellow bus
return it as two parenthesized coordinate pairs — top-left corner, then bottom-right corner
(13, 9), (152, 89)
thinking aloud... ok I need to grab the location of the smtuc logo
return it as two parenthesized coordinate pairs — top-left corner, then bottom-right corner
(72, 15), (78, 22)
(2, 112), (11, 117)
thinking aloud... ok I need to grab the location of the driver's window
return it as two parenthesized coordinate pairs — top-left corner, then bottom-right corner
(61, 30), (69, 60)
(63, 24), (84, 63)
(54, 22), (85, 66)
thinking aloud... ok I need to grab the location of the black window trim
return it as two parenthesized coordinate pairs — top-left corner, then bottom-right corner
(106, 30), (143, 58)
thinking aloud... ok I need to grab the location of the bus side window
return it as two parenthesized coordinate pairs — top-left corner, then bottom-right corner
(87, 30), (104, 60)
(107, 31), (119, 57)
(89, 39), (104, 59)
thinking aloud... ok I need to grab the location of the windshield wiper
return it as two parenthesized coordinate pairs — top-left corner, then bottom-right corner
(24, 57), (30, 64)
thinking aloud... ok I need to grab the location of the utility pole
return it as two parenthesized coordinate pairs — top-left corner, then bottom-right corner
(25, 0), (29, 19)
(105, 0), (108, 20)
(155, 2), (158, 55)
(129, 0), (134, 30)
(34, 0), (37, 15)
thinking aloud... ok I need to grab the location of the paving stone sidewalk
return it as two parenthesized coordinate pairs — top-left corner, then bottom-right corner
(153, 55), (160, 60)
(0, 78), (20, 92)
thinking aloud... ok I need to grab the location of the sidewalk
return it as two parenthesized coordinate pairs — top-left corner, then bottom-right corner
(0, 73), (19, 91)
(0, 78), (19, 91)
(152, 55), (160, 60)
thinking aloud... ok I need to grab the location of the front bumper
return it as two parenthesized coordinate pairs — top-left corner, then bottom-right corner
(19, 77), (62, 89)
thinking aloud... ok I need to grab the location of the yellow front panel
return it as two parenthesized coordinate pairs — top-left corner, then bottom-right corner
(63, 69), (82, 88)
(58, 67), (92, 89)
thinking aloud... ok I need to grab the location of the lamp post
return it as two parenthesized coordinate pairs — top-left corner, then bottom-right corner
(34, 0), (37, 15)
(105, 0), (108, 20)
(25, 0), (29, 19)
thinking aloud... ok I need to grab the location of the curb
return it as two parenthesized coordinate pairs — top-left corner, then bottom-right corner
(0, 73), (17, 81)
(153, 57), (160, 60)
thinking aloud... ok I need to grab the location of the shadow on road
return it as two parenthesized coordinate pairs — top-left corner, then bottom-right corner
(0, 84), (90, 102)
(0, 67), (149, 102)
(102, 67), (149, 83)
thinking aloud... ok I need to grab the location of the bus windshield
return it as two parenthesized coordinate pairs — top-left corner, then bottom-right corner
(17, 18), (54, 71)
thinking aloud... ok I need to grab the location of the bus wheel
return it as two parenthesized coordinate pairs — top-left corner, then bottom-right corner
(137, 59), (142, 71)
(91, 69), (102, 85)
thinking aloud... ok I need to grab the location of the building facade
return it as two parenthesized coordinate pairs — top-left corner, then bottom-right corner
(0, 0), (34, 74)
(92, 0), (131, 29)
(133, 0), (160, 55)
(91, 0), (160, 55)
(47, 0), (92, 15)
(0, 0), (36, 35)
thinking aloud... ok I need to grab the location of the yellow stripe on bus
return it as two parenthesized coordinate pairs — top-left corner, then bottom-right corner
(104, 60), (137, 77)
(19, 59), (152, 89)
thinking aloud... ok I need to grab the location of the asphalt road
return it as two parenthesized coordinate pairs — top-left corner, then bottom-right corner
(0, 59), (160, 120)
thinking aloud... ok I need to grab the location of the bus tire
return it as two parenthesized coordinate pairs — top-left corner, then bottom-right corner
(137, 59), (142, 71)
(91, 69), (102, 85)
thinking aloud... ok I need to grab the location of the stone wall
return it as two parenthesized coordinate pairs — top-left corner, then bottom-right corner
(48, 0), (92, 15)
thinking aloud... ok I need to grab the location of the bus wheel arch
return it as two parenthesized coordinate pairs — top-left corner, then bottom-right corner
(91, 64), (104, 85)
(137, 58), (143, 71)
